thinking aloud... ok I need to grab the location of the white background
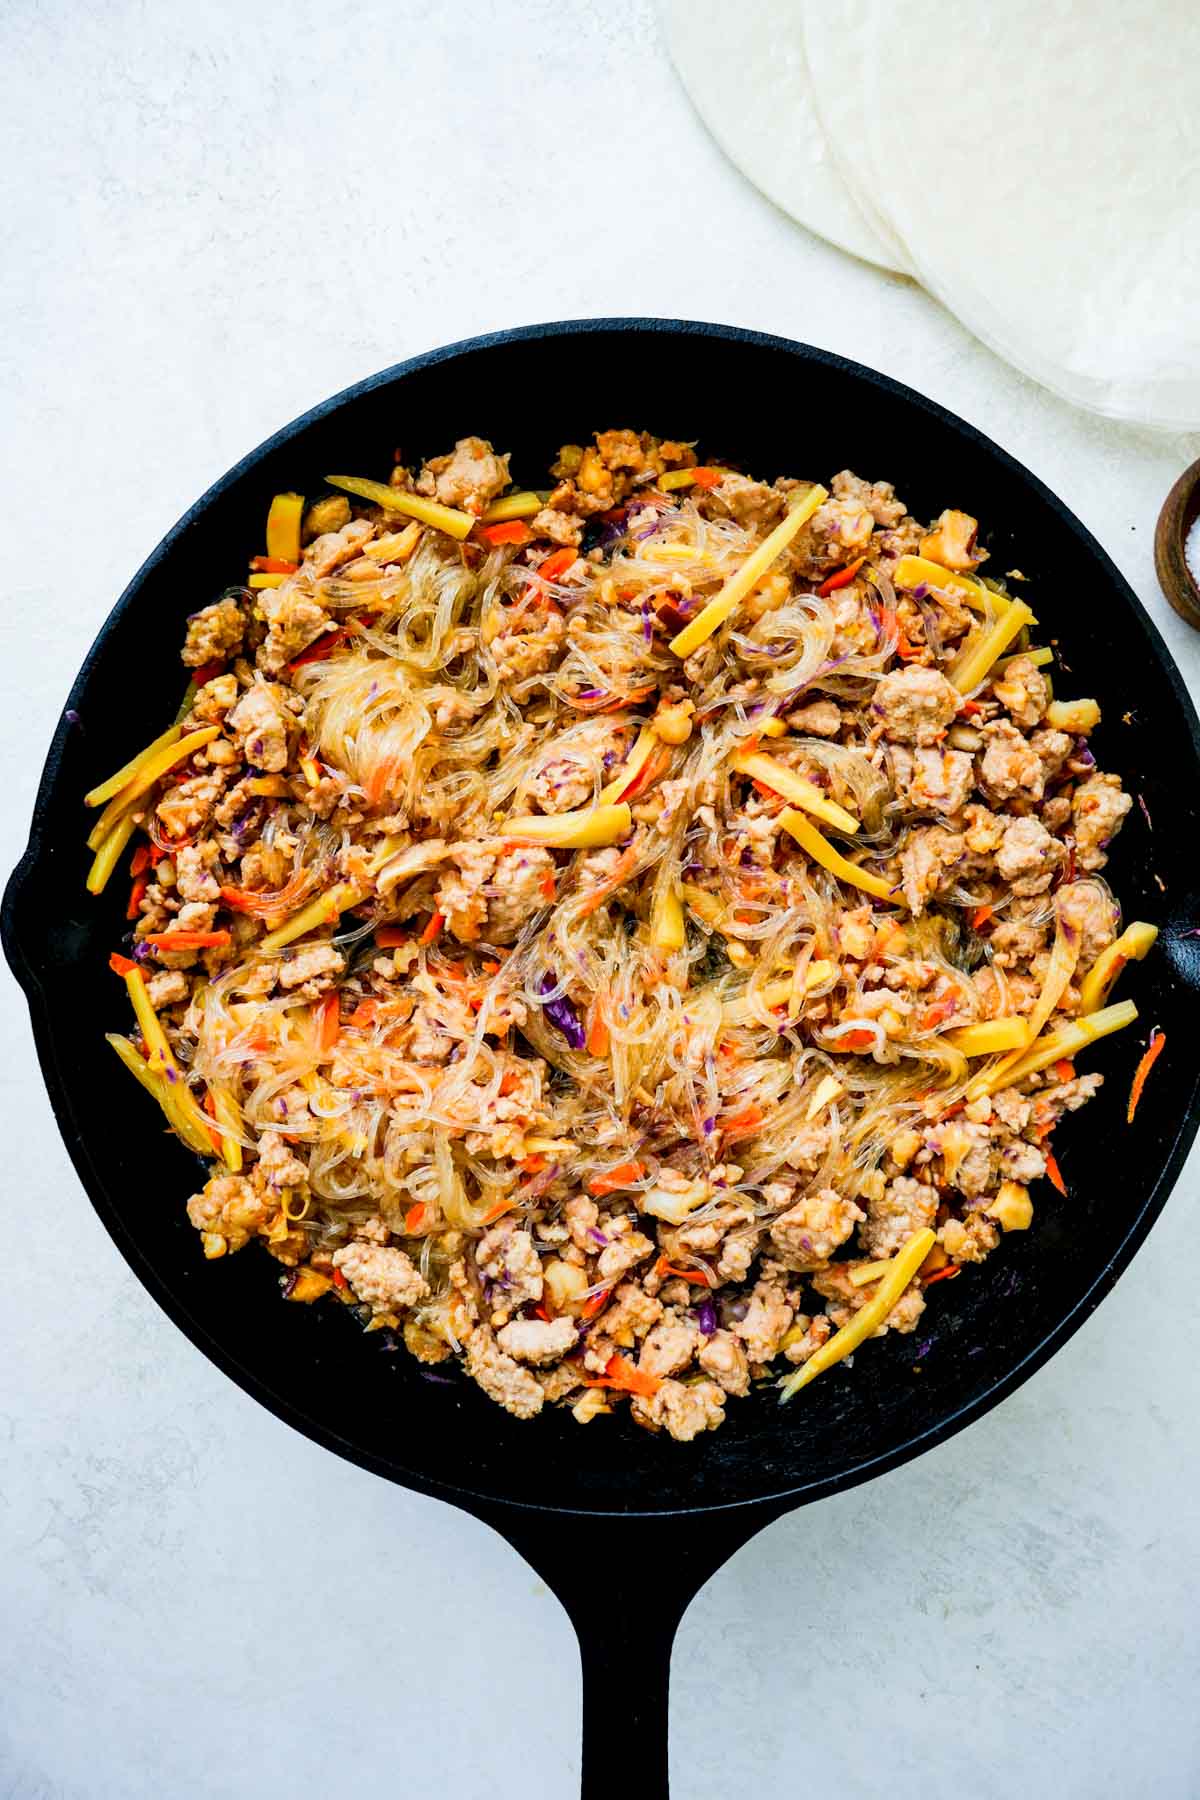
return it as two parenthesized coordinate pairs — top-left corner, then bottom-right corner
(2, 3), (1199, 1795)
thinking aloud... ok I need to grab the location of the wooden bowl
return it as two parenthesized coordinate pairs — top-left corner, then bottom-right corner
(1155, 455), (1200, 631)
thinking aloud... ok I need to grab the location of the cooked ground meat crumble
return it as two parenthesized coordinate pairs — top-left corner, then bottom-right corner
(86, 433), (1156, 1438)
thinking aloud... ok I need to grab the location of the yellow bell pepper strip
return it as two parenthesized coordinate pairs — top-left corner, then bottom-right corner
(107, 964), (217, 1159)
(669, 485), (828, 657)
(759, 716), (788, 737)
(650, 883), (686, 953)
(1078, 921), (1159, 1015)
(1044, 697), (1101, 734)
(259, 878), (365, 953)
(943, 1017), (1030, 1057)
(779, 1228), (936, 1400)
(210, 1084), (243, 1173)
(805, 1073), (844, 1120)
(731, 749), (859, 834)
(265, 491), (304, 565)
(721, 962), (838, 1024)
(248, 571), (287, 590)
(848, 1257), (893, 1288)
(325, 474), (474, 541)
(479, 491), (544, 523)
(656, 466), (733, 491)
(85, 723), (184, 808)
(779, 806), (895, 903)
(85, 811), (138, 895)
(87, 726), (221, 850)
(892, 555), (1015, 617)
(948, 600), (1037, 695)
(995, 645), (1053, 673)
(983, 999), (1139, 1093)
(598, 726), (659, 804)
(501, 803), (633, 850)
(968, 899), (1081, 1098)
(107, 1033), (213, 1156)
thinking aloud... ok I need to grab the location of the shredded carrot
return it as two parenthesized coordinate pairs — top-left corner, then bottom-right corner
(1044, 1151), (1068, 1196)
(655, 1256), (712, 1287)
(919, 998), (958, 1031)
(689, 467), (723, 489)
(896, 629), (922, 661)
(520, 1155), (548, 1175)
(109, 952), (138, 977)
(539, 871), (557, 901)
(480, 520), (533, 546)
(498, 1071), (521, 1096)
(588, 1161), (644, 1197)
(129, 844), (153, 878)
(404, 1203), (426, 1233)
(971, 904), (995, 930)
(574, 843), (640, 917)
(288, 630), (346, 673)
(581, 1287), (612, 1320)
(374, 925), (408, 948)
(331, 1267), (349, 1291)
(140, 930), (231, 950)
(126, 873), (149, 920)
(189, 659), (226, 688)
(250, 555), (299, 574)
(959, 698), (984, 716)
(419, 911), (445, 948)
(1127, 1028), (1165, 1124)
(722, 1102), (765, 1137)
(317, 990), (340, 1052)
(835, 1029), (878, 1051)
(481, 1197), (514, 1225)
(817, 555), (866, 597)
(586, 999), (610, 1058)
(922, 1263), (962, 1287)
(538, 547), (576, 583)
(583, 1352), (660, 1400)
(348, 1000), (379, 1027)
(1053, 1058), (1076, 1083)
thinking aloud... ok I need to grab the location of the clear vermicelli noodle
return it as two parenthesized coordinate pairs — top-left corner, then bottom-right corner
(85, 429), (1156, 1438)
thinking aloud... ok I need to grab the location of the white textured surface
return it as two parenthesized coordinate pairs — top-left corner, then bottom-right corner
(2, 2), (1199, 1796)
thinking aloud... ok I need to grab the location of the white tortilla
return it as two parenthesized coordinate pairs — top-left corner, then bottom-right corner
(661, 0), (909, 273)
(804, 0), (1200, 430)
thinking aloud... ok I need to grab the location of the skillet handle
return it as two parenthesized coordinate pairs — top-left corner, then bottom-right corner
(481, 1502), (782, 1798)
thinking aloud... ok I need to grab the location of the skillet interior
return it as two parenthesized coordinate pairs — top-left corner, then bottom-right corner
(6, 319), (1200, 1519)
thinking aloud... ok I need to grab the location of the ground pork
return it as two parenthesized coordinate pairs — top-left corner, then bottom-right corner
(989, 900), (1053, 971)
(1028, 1073), (1103, 1133)
(995, 816), (1064, 896)
(873, 666), (960, 745)
(603, 1283), (663, 1344)
(496, 1317), (578, 1365)
(189, 672), (239, 724)
(332, 1240), (428, 1314)
(464, 1326), (544, 1419)
(488, 607), (566, 685)
(1031, 728), (1074, 785)
(893, 745), (974, 817)
(186, 1173), (272, 1254)
(182, 598), (245, 668)
(476, 1224), (544, 1312)
(769, 1188), (864, 1271)
(991, 655), (1049, 728)
(697, 1329), (751, 1395)
(782, 1313), (834, 1365)
(788, 698), (842, 737)
(831, 468), (907, 528)
(253, 1130), (310, 1196)
(939, 1215), (1000, 1264)
(277, 944), (345, 993)
(709, 472), (787, 533)
(631, 1377), (726, 1441)
(436, 842), (556, 945)
(255, 588), (333, 675)
(417, 436), (511, 514)
(1058, 881), (1118, 965)
(900, 825), (964, 913)
(639, 1316), (700, 1380)
(978, 719), (1045, 805)
(596, 1226), (656, 1285)
(226, 680), (294, 772)
(860, 1176), (939, 1258)
(155, 769), (227, 839)
(1072, 774), (1132, 871)
(525, 720), (631, 813)
(145, 969), (190, 1009)
(734, 1273), (794, 1364)
(811, 1263), (926, 1335)
(531, 506), (583, 547)
(304, 516), (375, 577)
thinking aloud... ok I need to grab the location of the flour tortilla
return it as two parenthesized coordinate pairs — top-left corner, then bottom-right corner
(661, 0), (909, 273)
(804, 0), (1200, 430)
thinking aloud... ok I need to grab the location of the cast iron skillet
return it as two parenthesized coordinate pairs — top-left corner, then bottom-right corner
(6, 320), (1200, 1796)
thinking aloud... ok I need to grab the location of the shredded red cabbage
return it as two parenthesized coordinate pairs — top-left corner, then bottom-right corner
(538, 973), (586, 1049)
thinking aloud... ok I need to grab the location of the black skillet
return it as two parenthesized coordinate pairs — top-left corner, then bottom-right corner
(6, 320), (1200, 1797)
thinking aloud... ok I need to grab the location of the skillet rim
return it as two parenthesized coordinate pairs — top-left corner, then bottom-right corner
(6, 315), (1200, 1522)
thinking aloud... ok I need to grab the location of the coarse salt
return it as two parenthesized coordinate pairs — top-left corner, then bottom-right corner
(1186, 513), (1200, 585)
